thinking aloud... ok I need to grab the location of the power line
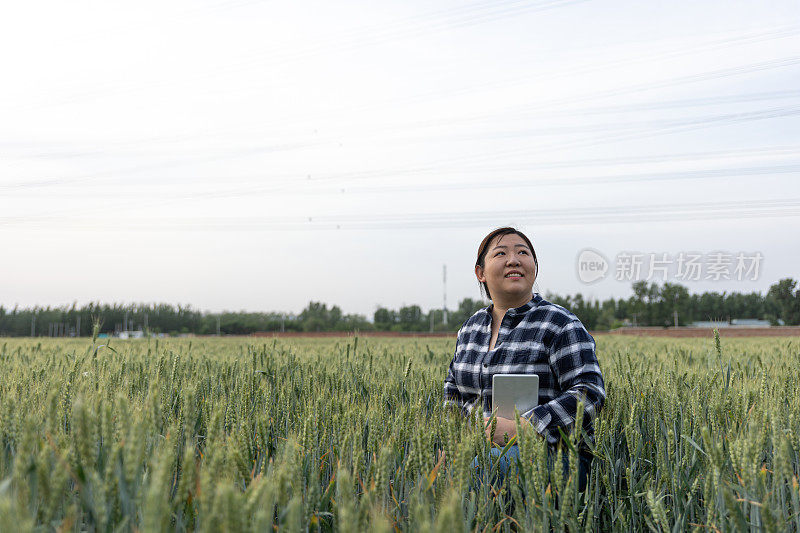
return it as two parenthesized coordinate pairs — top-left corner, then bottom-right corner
(7, 145), (800, 199)
(4, 198), (800, 230)
(9, 17), (800, 123)
(440, 103), (800, 168)
(7, 87), (800, 166)
(378, 89), (800, 135)
(4, 99), (800, 194)
(323, 163), (800, 195)
(6, 46), (800, 174)
(192, 23), (800, 120)
(8, 0), (581, 111)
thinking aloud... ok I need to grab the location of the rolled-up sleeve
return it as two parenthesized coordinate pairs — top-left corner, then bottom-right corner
(443, 326), (482, 417)
(523, 319), (605, 445)
(443, 355), (462, 410)
(443, 326), (466, 412)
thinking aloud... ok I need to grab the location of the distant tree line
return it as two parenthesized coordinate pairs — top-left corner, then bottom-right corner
(1, 278), (799, 337)
(545, 279), (796, 330)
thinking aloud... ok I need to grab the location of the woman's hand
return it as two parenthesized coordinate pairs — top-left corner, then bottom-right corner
(484, 416), (517, 446)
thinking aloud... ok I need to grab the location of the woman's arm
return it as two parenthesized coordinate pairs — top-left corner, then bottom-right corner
(443, 358), (463, 411)
(442, 326), (480, 417)
(523, 318), (606, 445)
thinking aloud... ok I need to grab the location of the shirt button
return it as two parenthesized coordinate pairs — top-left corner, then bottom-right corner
(483, 363), (488, 368)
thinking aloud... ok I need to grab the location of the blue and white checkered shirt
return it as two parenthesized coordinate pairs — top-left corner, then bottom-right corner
(443, 293), (605, 446)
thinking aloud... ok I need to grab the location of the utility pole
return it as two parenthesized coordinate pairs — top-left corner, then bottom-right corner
(281, 314), (285, 333)
(442, 264), (448, 325)
(31, 314), (36, 337)
(216, 315), (221, 336)
(144, 313), (148, 333)
(124, 310), (129, 332)
(673, 293), (679, 327)
(430, 311), (434, 333)
(76, 315), (81, 337)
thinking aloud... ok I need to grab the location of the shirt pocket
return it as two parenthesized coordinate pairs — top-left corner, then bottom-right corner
(508, 343), (548, 366)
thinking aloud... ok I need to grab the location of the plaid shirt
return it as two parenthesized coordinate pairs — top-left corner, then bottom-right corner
(443, 293), (605, 446)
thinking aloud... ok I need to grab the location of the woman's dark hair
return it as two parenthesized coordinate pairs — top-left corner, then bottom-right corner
(476, 227), (538, 299)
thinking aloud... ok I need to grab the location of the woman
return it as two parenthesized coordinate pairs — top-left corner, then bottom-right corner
(443, 227), (605, 491)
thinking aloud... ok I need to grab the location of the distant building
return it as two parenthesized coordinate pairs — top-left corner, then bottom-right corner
(690, 319), (774, 328)
(116, 330), (145, 339)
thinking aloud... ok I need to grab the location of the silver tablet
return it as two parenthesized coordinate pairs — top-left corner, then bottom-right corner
(492, 374), (539, 419)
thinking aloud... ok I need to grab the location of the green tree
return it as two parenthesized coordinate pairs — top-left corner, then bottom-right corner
(629, 281), (653, 326)
(447, 298), (486, 330)
(397, 305), (424, 332)
(767, 278), (800, 325)
(373, 307), (396, 330)
(299, 302), (331, 332)
(658, 283), (691, 326)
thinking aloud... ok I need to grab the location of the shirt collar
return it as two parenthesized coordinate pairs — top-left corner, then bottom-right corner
(486, 293), (541, 317)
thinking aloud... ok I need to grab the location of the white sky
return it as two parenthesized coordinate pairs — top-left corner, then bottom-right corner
(2, 0), (800, 316)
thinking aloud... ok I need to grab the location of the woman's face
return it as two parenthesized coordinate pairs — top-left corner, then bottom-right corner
(475, 233), (537, 303)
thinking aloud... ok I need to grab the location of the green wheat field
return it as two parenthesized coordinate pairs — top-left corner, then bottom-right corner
(0, 334), (799, 532)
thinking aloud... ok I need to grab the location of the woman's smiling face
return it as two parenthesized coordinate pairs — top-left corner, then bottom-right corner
(475, 233), (537, 304)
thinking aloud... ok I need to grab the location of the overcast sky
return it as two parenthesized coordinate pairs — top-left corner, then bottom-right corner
(2, 0), (800, 317)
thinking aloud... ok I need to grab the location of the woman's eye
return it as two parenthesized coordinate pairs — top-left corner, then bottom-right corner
(519, 250), (528, 255)
(495, 251), (504, 256)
